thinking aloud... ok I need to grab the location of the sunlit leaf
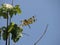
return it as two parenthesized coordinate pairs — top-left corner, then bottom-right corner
(0, 4), (22, 19)
(8, 22), (15, 33)
(15, 5), (21, 14)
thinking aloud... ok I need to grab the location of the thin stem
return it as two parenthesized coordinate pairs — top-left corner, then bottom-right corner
(8, 0), (13, 45)
(8, 35), (10, 45)
(12, 0), (13, 5)
(34, 24), (48, 45)
(8, 9), (11, 45)
(6, 12), (9, 45)
(8, 17), (11, 45)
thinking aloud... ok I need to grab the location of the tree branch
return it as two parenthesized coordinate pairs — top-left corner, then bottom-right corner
(34, 24), (48, 45)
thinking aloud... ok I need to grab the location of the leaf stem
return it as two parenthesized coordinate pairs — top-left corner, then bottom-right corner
(6, 12), (9, 45)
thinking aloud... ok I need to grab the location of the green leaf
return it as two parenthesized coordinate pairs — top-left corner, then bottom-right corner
(2, 30), (6, 40)
(11, 24), (23, 42)
(2, 27), (7, 40)
(2, 22), (14, 41)
(2, 26), (7, 31)
(0, 7), (7, 19)
(8, 22), (15, 33)
(15, 5), (21, 14)
(0, 4), (22, 18)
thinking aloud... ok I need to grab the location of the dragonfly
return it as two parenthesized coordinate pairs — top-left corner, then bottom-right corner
(20, 16), (36, 28)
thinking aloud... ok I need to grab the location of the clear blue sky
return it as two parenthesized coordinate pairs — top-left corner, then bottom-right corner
(0, 0), (60, 45)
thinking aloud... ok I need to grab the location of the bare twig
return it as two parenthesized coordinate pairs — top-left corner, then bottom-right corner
(34, 24), (48, 45)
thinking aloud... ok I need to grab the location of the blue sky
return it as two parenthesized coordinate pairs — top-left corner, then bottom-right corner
(0, 0), (60, 45)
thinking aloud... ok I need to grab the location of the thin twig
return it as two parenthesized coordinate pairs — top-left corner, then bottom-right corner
(8, 0), (14, 45)
(6, 12), (8, 45)
(34, 24), (48, 45)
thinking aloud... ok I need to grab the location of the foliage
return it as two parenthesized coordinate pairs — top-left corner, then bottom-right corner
(0, 3), (36, 44)
(11, 24), (23, 42)
(0, 22), (23, 43)
(0, 4), (21, 19)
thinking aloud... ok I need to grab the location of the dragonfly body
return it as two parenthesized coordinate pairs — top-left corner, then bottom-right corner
(21, 16), (36, 28)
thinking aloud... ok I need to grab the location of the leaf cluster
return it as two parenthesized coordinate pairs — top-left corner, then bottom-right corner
(0, 4), (21, 19)
(0, 22), (23, 43)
